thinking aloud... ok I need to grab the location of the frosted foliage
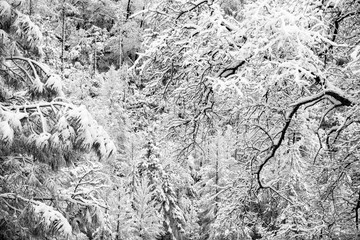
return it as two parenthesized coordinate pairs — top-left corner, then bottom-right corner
(0, 120), (14, 146)
(131, 178), (164, 239)
(18, 103), (116, 161)
(45, 74), (64, 96)
(0, 1), (117, 240)
(66, 105), (116, 158)
(130, 0), (360, 238)
(30, 201), (72, 237)
(13, 13), (43, 50)
(0, 1), (10, 20)
(0, 110), (27, 131)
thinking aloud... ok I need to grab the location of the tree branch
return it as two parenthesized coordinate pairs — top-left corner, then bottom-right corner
(256, 88), (355, 189)
(217, 60), (246, 78)
(6, 57), (50, 78)
(176, 0), (207, 20)
(8, 101), (71, 112)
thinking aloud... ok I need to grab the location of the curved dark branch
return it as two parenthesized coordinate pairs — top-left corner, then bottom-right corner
(337, 11), (359, 23)
(177, 0), (207, 20)
(324, 89), (353, 106)
(356, 191), (360, 231)
(256, 88), (355, 189)
(217, 60), (246, 78)
(6, 57), (50, 79)
(317, 104), (342, 131)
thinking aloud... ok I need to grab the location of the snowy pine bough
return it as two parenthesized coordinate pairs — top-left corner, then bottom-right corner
(0, 0), (116, 239)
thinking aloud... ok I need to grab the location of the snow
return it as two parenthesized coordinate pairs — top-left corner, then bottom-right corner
(32, 201), (72, 236)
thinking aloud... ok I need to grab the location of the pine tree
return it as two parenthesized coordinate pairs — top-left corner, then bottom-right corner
(0, 1), (116, 238)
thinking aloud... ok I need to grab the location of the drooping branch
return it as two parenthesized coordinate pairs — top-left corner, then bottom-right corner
(0, 61), (29, 83)
(1, 100), (116, 160)
(317, 104), (342, 131)
(6, 57), (50, 79)
(256, 88), (355, 189)
(7, 101), (70, 113)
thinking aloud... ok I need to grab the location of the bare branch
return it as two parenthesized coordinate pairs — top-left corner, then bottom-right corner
(176, 0), (207, 20)
(257, 88), (354, 189)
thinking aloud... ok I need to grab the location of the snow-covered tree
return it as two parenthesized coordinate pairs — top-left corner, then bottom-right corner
(133, 0), (360, 238)
(0, 1), (116, 239)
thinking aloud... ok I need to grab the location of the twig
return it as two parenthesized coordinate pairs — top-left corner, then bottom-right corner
(177, 0), (207, 20)
(73, 169), (94, 194)
(317, 104), (342, 131)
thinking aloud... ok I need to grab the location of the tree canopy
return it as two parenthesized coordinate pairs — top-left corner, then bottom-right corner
(1, 0), (360, 239)
(132, 0), (360, 238)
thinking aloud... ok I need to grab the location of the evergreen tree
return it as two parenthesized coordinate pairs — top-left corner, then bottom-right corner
(0, 1), (116, 239)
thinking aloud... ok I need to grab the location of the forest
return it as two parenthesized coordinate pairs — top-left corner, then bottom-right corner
(0, 0), (360, 239)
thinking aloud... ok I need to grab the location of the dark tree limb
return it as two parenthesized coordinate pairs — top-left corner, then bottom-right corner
(356, 191), (360, 232)
(217, 60), (246, 78)
(176, 0), (207, 20)
(317, 104), (342, 131)
(256, 88), (355, 189)
(125, 0), (132, 21)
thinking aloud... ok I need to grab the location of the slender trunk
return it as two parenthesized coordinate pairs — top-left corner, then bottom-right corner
(61, 0), (66, 75)
(119, 26), (122, 67)
(118, 9), (123, 67)
(116, 142), (135, 240)
(125, 0), (131, 21)
(356, 191), (360, 232)
(140, 5), (145, 28)
(29, 0), (33, 16)
(116, 198), (121, 240)
(215, 139), (219, 215)
(93, 44), (96, 75)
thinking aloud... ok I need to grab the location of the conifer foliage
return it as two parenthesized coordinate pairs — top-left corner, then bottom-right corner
(0, 1), (116, 239)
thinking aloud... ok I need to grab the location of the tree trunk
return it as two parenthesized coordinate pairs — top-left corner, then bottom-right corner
(119, 25), (122, 67)
(61, 0), (66, 75)
(93, 44), (97, 75)
(215, 138), (219, 215)
(140, 5), (145, 28)
(125, 0), (132, 21)
(116, 204), (121, 239)
(29, 0), (33, 16)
